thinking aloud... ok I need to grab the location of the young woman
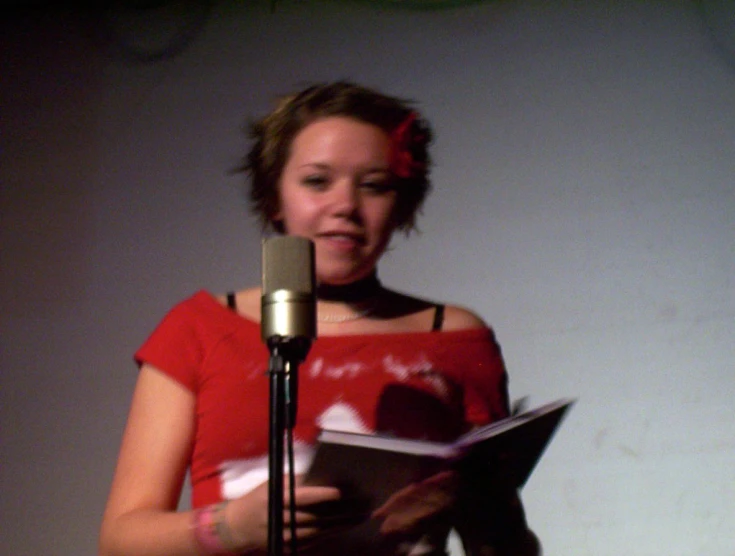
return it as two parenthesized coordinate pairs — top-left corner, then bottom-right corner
(99, 81), (539, 556)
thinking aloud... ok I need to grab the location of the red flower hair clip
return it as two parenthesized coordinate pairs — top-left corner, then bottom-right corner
(390, 112), (427, 179)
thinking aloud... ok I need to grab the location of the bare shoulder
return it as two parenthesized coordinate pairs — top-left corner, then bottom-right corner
(378, 289), (488, 332)
(441, 304), (488, 331)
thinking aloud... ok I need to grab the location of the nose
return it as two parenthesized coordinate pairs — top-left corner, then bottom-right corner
(330, 180), (360, 217)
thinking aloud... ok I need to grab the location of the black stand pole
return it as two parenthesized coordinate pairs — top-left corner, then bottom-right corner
(267, 340), (307, 556)
(267, 350), (286, 556)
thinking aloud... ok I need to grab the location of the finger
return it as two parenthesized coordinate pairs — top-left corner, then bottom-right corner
(282, 521), (354, 545)
(424, 469), (456, 482)
(285, 486), (342, 506)
(282, 529), (320, 555)
(283, 510), (320, 526)
(283, 524), (319, 539)
(288, 509), (370, 530)
(374, 471), (458, 517)
(375, 486), (454, 521)
(372, 482), (421, 516)
(283, 521), (363, 553)
(283, 473), (305, 488)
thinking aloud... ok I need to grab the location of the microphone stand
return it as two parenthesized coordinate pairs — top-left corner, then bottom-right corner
(267, 337), (310, 556)
(261, 234), (316, 556)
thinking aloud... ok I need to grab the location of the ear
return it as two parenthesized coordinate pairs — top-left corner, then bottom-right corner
(268, 195), (285, 232)
(269, 212), (286, 234)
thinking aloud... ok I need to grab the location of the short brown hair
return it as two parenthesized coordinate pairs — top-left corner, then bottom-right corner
(237, 81), (433, 233)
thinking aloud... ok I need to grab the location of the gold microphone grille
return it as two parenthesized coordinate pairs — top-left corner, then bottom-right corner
(261, 236), (315, 295)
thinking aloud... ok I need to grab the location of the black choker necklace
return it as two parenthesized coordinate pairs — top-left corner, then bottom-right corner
(317, 273), (382, 303)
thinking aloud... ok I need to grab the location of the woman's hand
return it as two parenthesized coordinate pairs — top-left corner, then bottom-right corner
(371, 470), (458, 535)
(224, 475), (344, 553)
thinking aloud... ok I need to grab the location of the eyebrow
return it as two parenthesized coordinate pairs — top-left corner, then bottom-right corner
(297, 163), (329, 171)
(297, 162), (390, 173)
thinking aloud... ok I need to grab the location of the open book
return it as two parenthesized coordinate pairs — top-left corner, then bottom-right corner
(304, 398), (575, 511)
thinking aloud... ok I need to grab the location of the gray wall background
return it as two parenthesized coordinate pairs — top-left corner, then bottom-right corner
(1, 1), (733, 554)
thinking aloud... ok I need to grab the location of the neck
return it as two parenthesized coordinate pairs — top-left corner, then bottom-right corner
(317, 272), (381, 303)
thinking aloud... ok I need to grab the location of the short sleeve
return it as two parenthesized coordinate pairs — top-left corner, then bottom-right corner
(134, 295), (207, 392)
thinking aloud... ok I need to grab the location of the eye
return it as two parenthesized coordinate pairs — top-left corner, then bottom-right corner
(361, 179), (396, 195)
(302, 175), (329, 189)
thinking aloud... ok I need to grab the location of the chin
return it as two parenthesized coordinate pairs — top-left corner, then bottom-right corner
(317, 266), (373, 286)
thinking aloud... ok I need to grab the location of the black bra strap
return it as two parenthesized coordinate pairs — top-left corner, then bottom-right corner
(431, 304), (445, 331)
(226, 292), (237, 311)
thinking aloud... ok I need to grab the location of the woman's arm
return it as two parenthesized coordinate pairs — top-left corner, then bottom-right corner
(454, 488), (540, 556)
(99, 364), (199, 556)
(453, 454), (541, 556)
(99, 364), (344, 556)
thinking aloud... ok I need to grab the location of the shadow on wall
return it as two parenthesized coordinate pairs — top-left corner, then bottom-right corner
(696, 0), (735, 70)
(0, 9), (105, 318)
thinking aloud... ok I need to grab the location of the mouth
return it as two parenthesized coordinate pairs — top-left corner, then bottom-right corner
(318, 232), (366, 249)
(320, 231), (365, 241)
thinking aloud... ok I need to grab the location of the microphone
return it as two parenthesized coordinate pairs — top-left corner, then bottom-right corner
(261, 235), (316, 353)
(261, 235), (316, 428)
(261, 236), (316, 555)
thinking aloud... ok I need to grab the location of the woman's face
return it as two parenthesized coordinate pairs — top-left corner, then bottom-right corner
(275, 116), (398, 285)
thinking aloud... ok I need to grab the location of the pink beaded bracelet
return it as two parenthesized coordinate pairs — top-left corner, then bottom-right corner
(193, 502), (239, 555)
